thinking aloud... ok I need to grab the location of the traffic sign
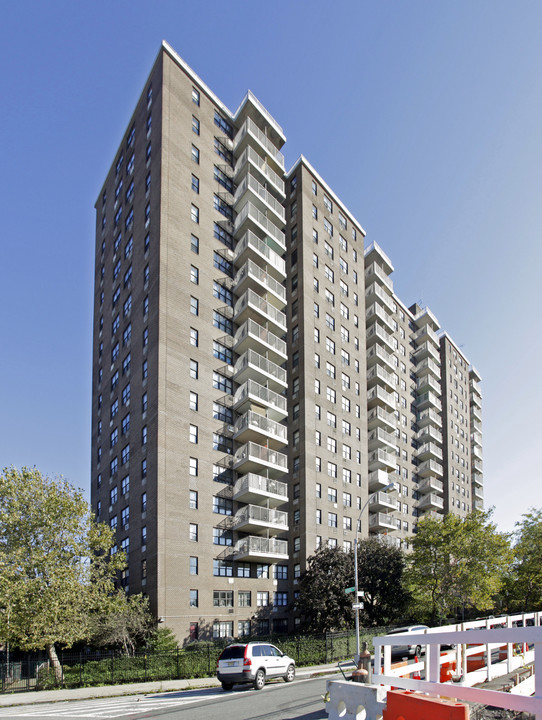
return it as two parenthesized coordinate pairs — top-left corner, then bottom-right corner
(345, 587), (356, 594)
(352, 602), (364, 610)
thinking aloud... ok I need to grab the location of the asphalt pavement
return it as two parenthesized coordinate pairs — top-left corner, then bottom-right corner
(0, 661), (350, 708)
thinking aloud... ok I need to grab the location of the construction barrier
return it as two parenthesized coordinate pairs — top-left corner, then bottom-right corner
(382, 689), (469, 720)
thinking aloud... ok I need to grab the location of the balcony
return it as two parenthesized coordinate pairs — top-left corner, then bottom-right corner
(418, 493), (444, 511)
(415, 442), (443, 462)
(419, 509), (443, 520)
(413, 341), (440, 363)
(368, 469), (394, 492)
(234, 259), (286, 307)
(367, 364), (395, 392)
(472, 420), (483, 434)
(232, 504), (288, 535)
(233, 441), (287, 477)
(234, 201), (285, 250)
(234, 229), (286, 278)
(367, 385), (395, 411)
(368, 512), (396, 532)
(471, 404), (482, 422)
(417, 459), (444, 478)
(474, 499), (484, 511)
(417, 408), (442, 428)
(234, 318), (287, 364)
(233, 116), (285, 172)
(472, 444), (483, 460)
(368, 448), (397, 472)
(470, 392), (482, 409)
(416, 357), (441, 379)
(233, 378), (287, 420)
(369, 491), (397, 512)
(367, 406), (395, 431)
(473, 459), (483, 473)
(366, 323), (394, 352)
(417, 476), (444, 495)
(474, 485), (484, 500)
(364, 262), (393, 294)
(233, 535), (288, 562)
(472, 471), (483, 487)
(365, 281), (394, 313)
(233, 473), (288, 507)
(415, 425), (442, 445)
(368, 427), (396, 451)
(234, 410), (287, 449)
(366, 303), (395, 333)
(366, 343), (394, 371)
(470, 379), (482, 397)
(233, 349), (287, 392)
(234, 145), (285, 197)
(416, 391), (442, 412)
(234, 289), (287, 335)
(234, 172), (286, 227)
(413, 307), (439, 330)
(416, 374), (441, 395)
(412, 325), (439, 347)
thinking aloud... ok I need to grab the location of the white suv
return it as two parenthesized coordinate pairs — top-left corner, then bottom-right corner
(216, 642), (296, 690)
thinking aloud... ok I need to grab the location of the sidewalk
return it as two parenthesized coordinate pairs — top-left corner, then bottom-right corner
(0, 662), (347, 708)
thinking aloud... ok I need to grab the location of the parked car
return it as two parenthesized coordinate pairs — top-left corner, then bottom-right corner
(216, 642), (296, 690)
(385, 624), (430, 658)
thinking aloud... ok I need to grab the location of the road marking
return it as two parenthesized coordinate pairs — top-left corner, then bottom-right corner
(0, 690), (221, 718)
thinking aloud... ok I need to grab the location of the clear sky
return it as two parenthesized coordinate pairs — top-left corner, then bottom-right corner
(1, 1), (541, 535)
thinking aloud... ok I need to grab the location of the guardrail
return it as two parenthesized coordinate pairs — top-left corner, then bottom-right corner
(373, 612), (542, 718)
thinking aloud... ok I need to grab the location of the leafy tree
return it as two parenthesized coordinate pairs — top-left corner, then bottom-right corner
(145, 626), (179, 654)
(406, 510), (511, 624)
(90, 594), (153, 655)
(0, 467), (129, 680)
(503, 508), (542, 612)
(295, 546), (354, 633)
(357, 537), (409, 626)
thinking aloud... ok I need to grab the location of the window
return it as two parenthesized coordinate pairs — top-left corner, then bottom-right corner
(123, 323), (131, 346)
(324, 218), (333, 236)
(142, 359), (148, 380)
(121, 414), (130, 435)
(239, 591), (251, 607)
(190, 327), (198, 346)
(213, 250), (233, 276)
(214, 137), (233, 165)
(189, 457), (198, 476)
(111, 371), (119, 392)
(191, 175), (199, 194)
(189, 523), (198, 541)
(213, 621), (233, 639)
(190, 204), (199, 223)
(142, 327), (149, 347)
(256, 592), (269, 607)
(112, 342), (120, 363)
(189, 589), (198, 607)
(121, 506), (129, 529)
(214, 222), (234, 249)
(274, 592), (288, 607)
(213, 310), (233, 334)
(214, 165), (234, 193)
(328, 512), (337, 528)
(328, 462), (337, 478)
(190, 556), (198, 575)
(323, 194), (333, 213)
(213, 527), (233, 545)
(189, 391), (198, 411)
(214, 560), (233, 577)
(327, 387), (336, 403)
(213, 280), (233, 305)
(213, 193), (233, 219)
(324, 265), (334, 282)
(192, 115), (200, 135)
(213, 402), (233, 423)
(192, 87), (200, 105)
(213, 496), (233, 515)
(110, 486), (118, 505)
(121, 444), (130, 465)
(190, 296), (199, 315)
(237, 563), (250, 578)
(191, 234), (199, 254)
(190, 360), (198, 379)
(213, 371), (232, 393)
(312, 204), (318, 219)
(189, 424), (198, 444)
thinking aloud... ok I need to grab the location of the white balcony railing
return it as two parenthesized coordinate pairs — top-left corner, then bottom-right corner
(234, 410), (287, 444)
(233, 348), (287, 387)
(234, 145), (285, 195)
(233, 116), (285, 168)
(234, 378), (287, 415)
(234, 201), (286, 247)
(235, 259), (286, 303)
(234, 228), (286, 276)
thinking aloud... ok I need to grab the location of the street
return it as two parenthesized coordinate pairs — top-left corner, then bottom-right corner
(0, 675), (334, 720)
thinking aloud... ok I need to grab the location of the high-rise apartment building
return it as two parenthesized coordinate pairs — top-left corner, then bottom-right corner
(91, 42), (483, 643)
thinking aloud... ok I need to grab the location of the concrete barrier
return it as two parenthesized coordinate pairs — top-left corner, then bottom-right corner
(326, 680), (387, 720)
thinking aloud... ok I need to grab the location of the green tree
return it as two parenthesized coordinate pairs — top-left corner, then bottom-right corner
(357, 537), (409, 626)
(504, 508), (542, 612)
(145, 626), (179, 654)
(295, 546), (354, 633)
(90, 594), (153, 655)
(406, 510), (511, 624)
(0, 467), (129, 680)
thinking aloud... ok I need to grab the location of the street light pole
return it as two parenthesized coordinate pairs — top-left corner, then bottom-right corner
(354, 481), (396, 662)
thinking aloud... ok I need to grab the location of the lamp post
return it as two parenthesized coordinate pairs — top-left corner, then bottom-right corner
(354, 481), (396, 662)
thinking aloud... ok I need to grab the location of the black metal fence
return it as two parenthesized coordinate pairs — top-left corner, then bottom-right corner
(0, 627), (389, 694)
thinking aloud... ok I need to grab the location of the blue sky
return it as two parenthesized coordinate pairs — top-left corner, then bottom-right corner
(1, 1), (541, 535)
